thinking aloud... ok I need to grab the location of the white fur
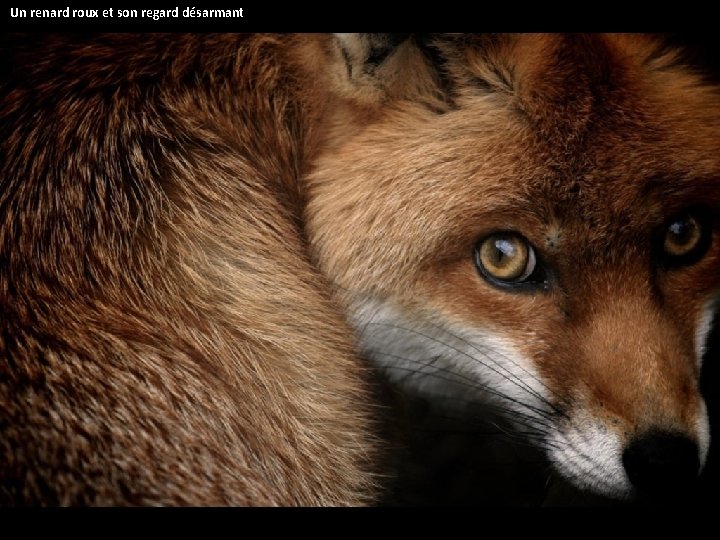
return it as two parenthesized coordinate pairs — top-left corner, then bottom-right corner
(351, 297), (635, 497)
(695, 295), (719, 368)
(351, 298), (633, 495)
(697, 398), (711, 470)
(351, 295), (714, 499)
(546, 413), (633, 499)
(693, 294), (716, 469)
(350, 298), (551, 424)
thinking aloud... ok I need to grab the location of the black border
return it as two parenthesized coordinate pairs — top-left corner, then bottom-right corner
(2, 3), (720, 32)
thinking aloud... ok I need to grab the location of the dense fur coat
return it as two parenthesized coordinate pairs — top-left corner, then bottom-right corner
(1, 34), (719, 505)
(1, 34), (383, 505)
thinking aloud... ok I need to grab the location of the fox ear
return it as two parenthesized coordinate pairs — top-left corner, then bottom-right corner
(330, 33), (452, 108)
(333, 33), (411, 78)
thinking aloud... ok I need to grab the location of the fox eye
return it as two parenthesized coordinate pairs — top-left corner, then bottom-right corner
(661, 211), (711, 266)
(664, 215), (702, 256)
(474, 233), (543, 287)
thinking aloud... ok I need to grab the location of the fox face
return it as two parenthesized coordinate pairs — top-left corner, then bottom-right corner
(307, 34), (720, 500)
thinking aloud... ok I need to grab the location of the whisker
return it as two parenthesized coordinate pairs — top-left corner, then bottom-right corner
(365, 329), (558, 422)
(346, 293), (614, 491)
(415, 400), (555, 442)
(379, 355), (556, 427)
(350, 299), (563, 413)
(360, 319), (564, 419)
(358, 315), (612, 458)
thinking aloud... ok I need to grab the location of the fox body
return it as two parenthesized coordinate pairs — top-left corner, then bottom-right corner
(1, 33), (719, 504)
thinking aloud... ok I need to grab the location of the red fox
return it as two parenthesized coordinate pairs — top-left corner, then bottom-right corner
(1, 33), (718, 505)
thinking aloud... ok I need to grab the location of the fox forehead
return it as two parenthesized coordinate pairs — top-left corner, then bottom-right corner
(453, 35), (720, 205)
(473, 36), (720, 197)
(309, 34), (720, 298)
(349, 40), (720, 228)
(459, 33), (720, 143)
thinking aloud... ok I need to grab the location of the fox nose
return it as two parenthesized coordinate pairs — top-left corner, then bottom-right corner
(622, 431), (700, 498)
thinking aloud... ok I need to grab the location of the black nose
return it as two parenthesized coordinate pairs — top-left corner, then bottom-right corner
(622, 431), (700, 498)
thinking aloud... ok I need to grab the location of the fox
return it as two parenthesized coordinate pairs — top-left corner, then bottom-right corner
(1, 33), (719, 506)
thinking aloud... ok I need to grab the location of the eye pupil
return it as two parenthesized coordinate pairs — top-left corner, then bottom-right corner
(670, 220), (689, 241)
(493, 239), (516, 266)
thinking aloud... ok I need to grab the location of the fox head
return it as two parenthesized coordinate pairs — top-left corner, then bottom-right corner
(305, 33), (720, 501)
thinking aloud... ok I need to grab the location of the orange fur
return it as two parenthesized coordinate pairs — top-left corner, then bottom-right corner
(1, 33), (718, 505)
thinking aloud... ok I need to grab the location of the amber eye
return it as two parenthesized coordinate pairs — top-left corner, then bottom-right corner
(475, 233), (537, 284)
(663, 214), (703, 257)
(659, 210), (713, 268)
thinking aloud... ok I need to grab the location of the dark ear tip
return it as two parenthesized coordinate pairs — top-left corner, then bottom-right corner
(334, 33), (413, 71)
(385, 33), (413, 47)
(331, 33), (456, 109)
(366, 34), (411, 68)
